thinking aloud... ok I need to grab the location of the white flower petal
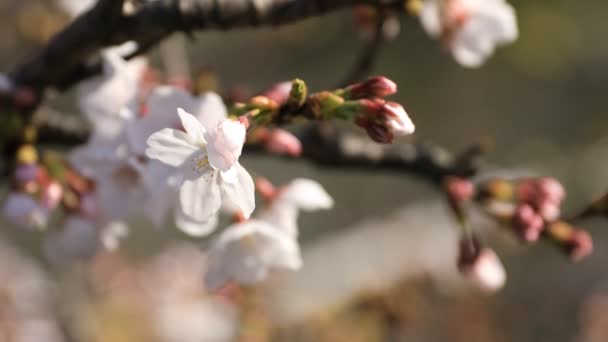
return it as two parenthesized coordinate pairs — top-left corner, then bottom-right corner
(174, 206), (219, 237)
(178, 108), (207, 144)
(205, 120), (246, 172)
(205, 220), (301, 290)
(146, 128), (198, 167)
(220, 164), (255, 218)
(77, 49), (140, 121)
(259, 203), (299, 238)
(193, 92), (229, 129)
(420, 0), (442, 37)
(125, 86), (190, 155)
(179, 173), (222, 228)
(278, 178), (334, 211)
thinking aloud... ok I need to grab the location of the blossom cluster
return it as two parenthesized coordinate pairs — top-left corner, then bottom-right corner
(2, 44), (355, 289)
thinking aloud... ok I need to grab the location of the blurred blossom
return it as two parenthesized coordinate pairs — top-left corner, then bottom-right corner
(0, 240), (64, 341)
(100, 221), (130, 251)
(458, 245), (506, 293)
(259, 178), (334, 238)
(41, 181), (63, 210)
(43, 216), (99, 263)
(2, 193), (49, 230)
(420, 0), (518, 67)
(205, 220), (303, 290)
(144, 244), (238, 342)
(15, 163), (39, 184)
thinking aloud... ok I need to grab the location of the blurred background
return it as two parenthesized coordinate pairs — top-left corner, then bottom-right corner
(1, 0), (608, 341)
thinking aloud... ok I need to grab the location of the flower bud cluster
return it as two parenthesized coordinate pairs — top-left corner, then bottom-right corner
(477, 177), (593, 262)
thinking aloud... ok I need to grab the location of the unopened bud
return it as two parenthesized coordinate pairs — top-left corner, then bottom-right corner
(483, 179), (514, 201)
(256, 177), (277, 202)
(517, 177), (566, 212)
(384, 101), (415, 136)
(344, 76), (397, 100)
(310, 92), (345, 119)
(445, 176), (474, 203)
(250, 96), (278, 111)
(261, 81), (292, 105)
(537, 177), (565, 204)
(287, 79), (308, 109)
(458, 238), (506, 293)
(512, 204), (544, 242)
(16, 145), (38, 164)
(264, 129), (302, 157)
(567, 229), (593, 262)
(355, 99), (415, 143)
(538, 202), (560, 221)
(42, 182), (63, 210)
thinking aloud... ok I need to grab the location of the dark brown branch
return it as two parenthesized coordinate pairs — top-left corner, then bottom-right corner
(248, 124), (485, 185)
(9, 0), (402, 110)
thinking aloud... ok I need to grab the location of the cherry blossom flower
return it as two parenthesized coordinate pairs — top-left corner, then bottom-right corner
(146, 108), (254, 236)
(259, 178), (334, 238)
(126, 87), (227, 156)
(420, 0), (518, 68)
(205, 220), (302, 290)
(205, 178), (333, 289)
(77, 42), (145, 139)
(2, 193), (49, 230)
(459, 247), (506, 292)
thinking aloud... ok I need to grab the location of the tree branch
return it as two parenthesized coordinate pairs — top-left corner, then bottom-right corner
(248, 124), (485, 186)
(9, 0), (402, 108)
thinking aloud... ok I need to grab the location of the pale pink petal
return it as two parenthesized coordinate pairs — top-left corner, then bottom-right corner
(174, 206), (219, 237)
(146, 128), (198, 167)
(178, 108), (207, 144)
(193, 92), (229, 130)
(205, 120), (246, 172)
(179, 174), (222, 228)
(220, 164), (255, 218)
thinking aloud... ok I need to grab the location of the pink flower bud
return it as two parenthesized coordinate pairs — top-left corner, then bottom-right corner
(445, 177), (474, 203)
(458, 240), (506, 293)
(347, 76), (398, 99)
(383, 101), (415, 136)
(515, 179), (536, 204)
(260, 81), (292, 105)
(264, 129), (302, 157)
(255, 177), (277, 201)
(568, 229), (593, 262)
(538, 202), (560, 221)
(356, 99), (415, 143)
(537, 177), (565, 204)
(41, 182), (63, 210)
(512, 204), (544, 242)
